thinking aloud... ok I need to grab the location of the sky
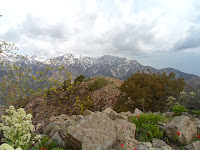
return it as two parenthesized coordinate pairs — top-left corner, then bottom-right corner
(0, 0), (200, 76)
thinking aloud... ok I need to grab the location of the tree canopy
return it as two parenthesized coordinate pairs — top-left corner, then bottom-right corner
(114, 70), (186, 112)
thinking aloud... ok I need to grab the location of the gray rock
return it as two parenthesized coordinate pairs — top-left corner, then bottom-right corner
(184, 141), (200, 150)
(164, 115), (197, 145)
(152, 138), (172, 150)
(134, 108), (143, 116)
(193, 120), (200, 133)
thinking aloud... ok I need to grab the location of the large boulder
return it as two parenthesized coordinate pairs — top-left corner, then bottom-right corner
(44, 111), (136, 150)
(164, 115), (197, 145)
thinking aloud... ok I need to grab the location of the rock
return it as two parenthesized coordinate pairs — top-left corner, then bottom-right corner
(102, 107), (127, 120)
(163, 112), (175, 117)
(164, 115), (197, 145)
(119, 111), (137, 121)
(135, 142), (156, 150)
(182, 112), (189, 115)
(69, 115), (84, 121)
(83, 110), (93, 116)
(134, 108), (143, 116)
(193, 120), (200, 133)
(184, 141), (200, 150)
(51, 111), (137, 150)
(152, 138), (172, 150)
(49, 131), (65, 147)
(43, 122), (62, 136)
(50, 114), (69, 122)
(157, 122), (166, 131)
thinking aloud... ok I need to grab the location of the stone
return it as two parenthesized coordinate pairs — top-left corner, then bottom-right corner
(134, 108), (143, 116)
(184, 141), (200, 150)
(152, 138), (172, 150)
(157, 122), (167, 131)
(193, 120), (200, 133)
(62, 113), (117, 150)
(83, 109), (93, 116)
(164, 115), (197, 145)
(49, 131), (65, 147)
(163, 112), (175, 117)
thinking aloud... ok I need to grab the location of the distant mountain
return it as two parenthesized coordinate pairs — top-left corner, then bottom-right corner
(1, 53), (200, 92)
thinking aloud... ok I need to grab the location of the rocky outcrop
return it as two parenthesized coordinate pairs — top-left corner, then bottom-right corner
(44, 109), (136, 150)
(2, 106), (198, 150)
(164, 115), (197, 145)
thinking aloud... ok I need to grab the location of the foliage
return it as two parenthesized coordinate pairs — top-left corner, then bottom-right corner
(0, 106), (41, 149)
(30, 135), (65, 150)
(116, 70), (185, 112)
(74, 75), (86, 84)
(0, 143), (22, 150)
(88, 77), (108, 92)
(74, 95), (93, 114)
(0, 41), (72, 109)
(129, 113), (166, 142)
(172, 105), (188, 116)
(192, 110), (200, 115)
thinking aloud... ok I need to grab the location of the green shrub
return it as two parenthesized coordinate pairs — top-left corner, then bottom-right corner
(129, 113), (166, 142)
(173, 105), (188, 116)
(192, 110), (200, 115)
(30, 136), (65, 150)
(88, 78), (108, 92)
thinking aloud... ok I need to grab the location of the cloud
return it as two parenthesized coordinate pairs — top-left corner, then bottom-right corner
(1, 0), (200, 57)
(174, 26), (200, 50)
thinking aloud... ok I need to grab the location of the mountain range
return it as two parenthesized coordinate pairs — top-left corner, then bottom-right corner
(1, 53), (200, 92)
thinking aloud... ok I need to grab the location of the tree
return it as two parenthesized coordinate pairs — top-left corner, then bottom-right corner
(114, 70), (185, 112)
(0, 40), (73, 110)
(74, 74), (86, 84)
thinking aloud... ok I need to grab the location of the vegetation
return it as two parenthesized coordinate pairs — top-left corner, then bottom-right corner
(173, 105), (188, 116)
(114, 70), (185, 112)
(0, 40), (73, 110)
(129, 113), (166, 142)
(192, 110), (200, 115)
(74, 74), (86, 84)
(88, 77), (108, 92)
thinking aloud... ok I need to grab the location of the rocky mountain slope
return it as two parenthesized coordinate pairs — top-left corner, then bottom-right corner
(1, 53), (200, 91)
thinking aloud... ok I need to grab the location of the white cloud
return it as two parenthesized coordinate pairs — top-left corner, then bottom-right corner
(0, 0), (200, 75)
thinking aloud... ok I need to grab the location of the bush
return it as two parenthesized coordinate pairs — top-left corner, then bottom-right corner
(129, 113), (166, 142)
(118, 70), (185, 112)
(192, 110), (200, 115)
(0, 106), (40, 149)
(88, 78), (108, 92)
(31, 135), (65, 150)
(173, 105), (188, 116)
(0, 143), (22, 150)
(74, 75), (86, 84)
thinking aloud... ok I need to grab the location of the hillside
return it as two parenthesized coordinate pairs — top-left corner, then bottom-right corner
(24, 76), (123, 126)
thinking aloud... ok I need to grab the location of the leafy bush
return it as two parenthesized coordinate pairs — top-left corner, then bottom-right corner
(192, 110), (200, 115)
(173, 105), (188, 116)
(0, 106), (40, 149)
(74, 75), (86, 84)
(0, 143), (22, 150)
(129, 113), (166, 142)
(118, 70), (185, 112)
(88, 78), (108, 92)
(30, 135), (66, 150)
